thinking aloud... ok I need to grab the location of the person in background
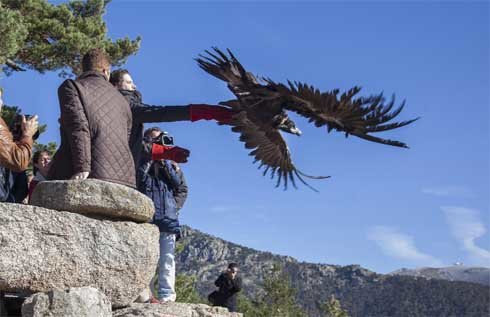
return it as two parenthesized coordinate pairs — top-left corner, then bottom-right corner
(28, 150), (51, 201)
(209, 263), (242, 312)
(138, 127), (188, 303)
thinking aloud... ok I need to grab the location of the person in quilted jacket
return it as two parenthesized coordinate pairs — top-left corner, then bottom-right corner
(48, 49), (136, 187)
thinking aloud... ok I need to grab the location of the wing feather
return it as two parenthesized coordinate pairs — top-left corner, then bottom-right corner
(266, 80), (419, 148)
(230, 111), (329, 190)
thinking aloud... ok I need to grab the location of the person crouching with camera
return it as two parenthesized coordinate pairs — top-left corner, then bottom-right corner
(138, 127), (188, 303)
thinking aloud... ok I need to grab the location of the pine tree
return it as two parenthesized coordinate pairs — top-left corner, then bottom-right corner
(238, 264), (306, 317)
(0, 0), (140, 77)
(175, 273), (205, 304)
(319, 295), (350, 317)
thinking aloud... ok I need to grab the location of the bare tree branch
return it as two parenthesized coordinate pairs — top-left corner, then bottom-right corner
(5, 59), (26, 72)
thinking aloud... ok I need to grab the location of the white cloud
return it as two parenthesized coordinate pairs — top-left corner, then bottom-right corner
(442, 206), (490, 266)
(368, 226), (442, 266)
(209, 205), (237, 213)
(422, 186), (474, 198)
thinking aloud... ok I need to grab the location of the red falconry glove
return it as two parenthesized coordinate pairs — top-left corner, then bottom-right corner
(152, 144), (190, 163)
(189, 104), (234, 124)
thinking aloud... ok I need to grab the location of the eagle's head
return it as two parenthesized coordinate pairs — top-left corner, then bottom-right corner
(273, 113), (302, 136)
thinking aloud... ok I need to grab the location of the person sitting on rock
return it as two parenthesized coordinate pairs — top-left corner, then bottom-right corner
(48, 49), (136, 187)
(27, 150), (52, 202)
(110, 69), (234, 168)
(209, 263), (242, 313)
(138, 127), (188, 303)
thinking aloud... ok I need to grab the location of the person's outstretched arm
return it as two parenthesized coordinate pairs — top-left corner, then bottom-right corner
(133, 103), (234, 125)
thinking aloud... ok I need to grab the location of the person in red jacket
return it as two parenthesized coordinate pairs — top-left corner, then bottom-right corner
(27, 150), (51, 201)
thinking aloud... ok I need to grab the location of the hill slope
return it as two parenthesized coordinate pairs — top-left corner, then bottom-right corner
(176, 226), (489, 317)
(390, 266), (490, 286)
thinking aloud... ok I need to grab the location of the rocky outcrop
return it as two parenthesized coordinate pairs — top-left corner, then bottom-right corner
(30, 179), (154, 222)
(21, 287), (111, 317)
(390, 266), (490, 286)
(113, 303), (242, 317)
(0, 203), (159, 308)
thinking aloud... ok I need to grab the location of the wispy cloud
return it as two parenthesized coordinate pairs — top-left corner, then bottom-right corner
(209, 205), (237, 213)
(442, 206), (490, 266)
(368, 226), (443, 266)
(422, 186), (474, 198)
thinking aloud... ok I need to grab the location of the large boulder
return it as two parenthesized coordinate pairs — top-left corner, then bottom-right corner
(30, 179), (154, 222)
(0, 203), (159, 308)
(21, 287), (111, 317)
(113, 303), (243, 317)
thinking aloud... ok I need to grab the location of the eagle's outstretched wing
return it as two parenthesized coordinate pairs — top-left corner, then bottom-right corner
(264, 80), (419, 148)
(196, 47), (418, 190)
(196, 47), (259, 99)
(230, 110), (329, 191)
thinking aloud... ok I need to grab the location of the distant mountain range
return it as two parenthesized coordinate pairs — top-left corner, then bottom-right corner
(176, 226), (489, 317)
(391, 266), (490, 286)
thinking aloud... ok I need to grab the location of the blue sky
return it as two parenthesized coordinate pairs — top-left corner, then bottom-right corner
(3, 1), (489, 273)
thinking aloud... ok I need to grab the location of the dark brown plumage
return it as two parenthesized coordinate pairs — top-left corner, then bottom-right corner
(196, 48), (419, 190)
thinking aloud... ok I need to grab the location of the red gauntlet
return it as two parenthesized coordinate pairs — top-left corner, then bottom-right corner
(189, 104), (234, 124)
(152, 144), (190, 163)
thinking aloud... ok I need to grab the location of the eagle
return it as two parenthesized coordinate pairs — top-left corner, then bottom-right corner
(196, 48), (419, 190)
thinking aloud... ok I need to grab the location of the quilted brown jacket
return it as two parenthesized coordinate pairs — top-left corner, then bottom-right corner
(48, 71), (136, 187)
(0, 117), (32, 172)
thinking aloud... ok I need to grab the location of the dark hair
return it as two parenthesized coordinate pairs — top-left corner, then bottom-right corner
(228, 263), (239, 270)
(143, 126), (162, 138)
(32, 150), (50, 175)
(81, 48), (110, 73)
(110, 69), (130, 87)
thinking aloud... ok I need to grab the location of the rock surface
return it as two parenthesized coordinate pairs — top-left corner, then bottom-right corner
(21, 287), (111, 317)
(0, 203), (159, 308)
(113, 303), (242, 317)
(390, 266), (490, 286)
(30, 179), (154, 222)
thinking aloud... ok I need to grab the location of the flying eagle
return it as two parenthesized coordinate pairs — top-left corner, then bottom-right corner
(196, 48), (419, 190)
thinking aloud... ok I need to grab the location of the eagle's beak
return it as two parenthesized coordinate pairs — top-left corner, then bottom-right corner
(290, 127), (302, 136)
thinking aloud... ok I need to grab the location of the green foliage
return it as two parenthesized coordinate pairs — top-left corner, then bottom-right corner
(175, 240), (185, 255)
(319, 295), (349, 317)
(0, 2), (28, 67)
(33, 141), (57, 156)
(0, 0), (140, 76)
(175, 273), (205, 304)
(0, 104), (21, 128)
(238, 264), (306, 317)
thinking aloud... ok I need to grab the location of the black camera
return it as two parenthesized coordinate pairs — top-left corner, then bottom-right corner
(11, 114), (39, 140)
(156, 132), (174, 146)
(144, 131), (173, 146)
